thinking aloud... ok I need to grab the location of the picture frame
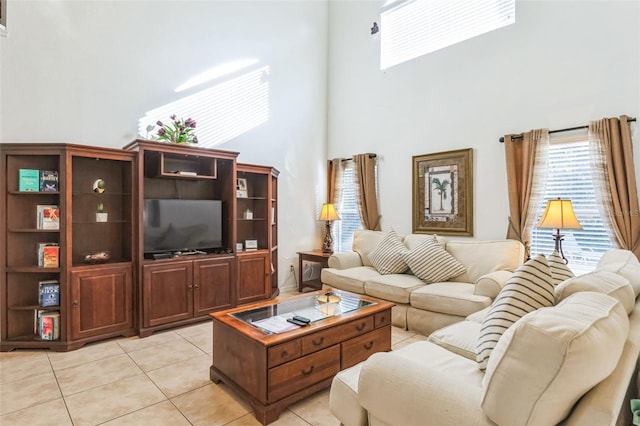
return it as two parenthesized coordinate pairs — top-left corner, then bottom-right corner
(237, 178), (248, 198)
(412, 148), (473, 236)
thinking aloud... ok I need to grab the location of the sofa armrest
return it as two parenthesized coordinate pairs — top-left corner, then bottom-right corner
(474, 270), (513, 298)
(328, 252), (363, 270)
(358, 344), (492, 426)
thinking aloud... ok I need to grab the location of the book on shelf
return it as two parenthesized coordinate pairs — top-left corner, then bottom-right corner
(39, 170), (59, 192)
(36, 205), (60, 230)
(38, 280), (60, 307)
(18, 169), (40, 192)
(37, 242), (59, 268)
(38, 311), (60, 340)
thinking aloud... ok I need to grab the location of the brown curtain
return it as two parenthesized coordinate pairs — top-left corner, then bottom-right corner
(353, 154), (381, 231)
(504, 129), (549, 259)
(588, 115), (640, 259)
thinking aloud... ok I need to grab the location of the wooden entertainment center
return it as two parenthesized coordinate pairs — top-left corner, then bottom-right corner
(0, 140), (279, 351)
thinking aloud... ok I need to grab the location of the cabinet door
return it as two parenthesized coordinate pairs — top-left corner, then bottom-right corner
(143, 261), (193, 327)
(236, 252), (270, 305)
(193, 257), (233, 317)
(70, 265), (133, 340)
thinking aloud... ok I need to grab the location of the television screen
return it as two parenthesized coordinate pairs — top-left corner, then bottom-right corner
(143, 199), (223, 254)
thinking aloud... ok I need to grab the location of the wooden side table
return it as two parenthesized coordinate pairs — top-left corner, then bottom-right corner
(297, 250), (332, 292)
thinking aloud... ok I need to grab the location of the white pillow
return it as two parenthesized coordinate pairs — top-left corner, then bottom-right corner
(555, 270), (635, 314)
(367, 229), (408, 275)
(476, 254), (554, 370)
(548, 250), (574, 286)
(596, 249), (640, 297)
(400, 235), (466, 284)
(481, 292), (629, 426)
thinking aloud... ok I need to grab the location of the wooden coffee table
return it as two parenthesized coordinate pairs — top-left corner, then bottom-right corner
(209, 289), (394, 425)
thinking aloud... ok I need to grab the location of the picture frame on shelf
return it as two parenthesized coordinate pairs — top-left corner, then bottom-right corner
(412, 148), (473, 236)
(237, 178), (248, 198)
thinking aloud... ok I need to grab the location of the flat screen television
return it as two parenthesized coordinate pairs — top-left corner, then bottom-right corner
(143, 199), (223, 255)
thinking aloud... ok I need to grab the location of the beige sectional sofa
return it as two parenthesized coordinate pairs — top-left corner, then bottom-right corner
(329, 249), (640, 426)
(321, 230), (525, 335)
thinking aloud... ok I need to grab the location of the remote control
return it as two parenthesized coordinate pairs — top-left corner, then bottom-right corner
(293, 315), (310, 324)
(287, 318), (309, 327)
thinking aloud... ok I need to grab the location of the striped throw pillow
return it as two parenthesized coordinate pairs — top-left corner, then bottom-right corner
(548, 250), (574, 286)
(400, 235), (466, 283)
(476, 254), (555, 370)
(367, 229), (408, 274)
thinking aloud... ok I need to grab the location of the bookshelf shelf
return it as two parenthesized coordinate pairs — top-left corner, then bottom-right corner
(8, 228), (60, 233)
(8, 191), (61, 195)
(6, 266), (62, 273)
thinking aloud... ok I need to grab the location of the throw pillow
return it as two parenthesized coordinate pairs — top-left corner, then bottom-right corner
(400, 235), (466, 284)
(367, 229), (408, 274)
(548, 250), (574, 286)
(476, 254), (555, 370)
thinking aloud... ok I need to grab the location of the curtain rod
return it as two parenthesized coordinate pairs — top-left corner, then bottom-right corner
(499, 117), (637, 143)
(340, 153), (377, 162)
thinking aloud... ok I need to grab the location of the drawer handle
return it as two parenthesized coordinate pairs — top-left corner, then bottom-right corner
(356, 323), (366, 331)
(301, 366), (315, 376)
(312, 337), (324, 346)
(281, 350), (288, 358)
(364, 341), (374, 350)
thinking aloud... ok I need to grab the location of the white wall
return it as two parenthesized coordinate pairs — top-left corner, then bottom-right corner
(327, 0), (640, 240)
(0, 0), (329, 289)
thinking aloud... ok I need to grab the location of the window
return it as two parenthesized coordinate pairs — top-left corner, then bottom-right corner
(333, 162), (379, 252)
(530, 136), (615, 275)
(380, 0), (515, 69)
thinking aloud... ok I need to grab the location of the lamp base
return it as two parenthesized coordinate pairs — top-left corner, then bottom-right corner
(552, 229), (568, 264)
(322, 221), (334, 254)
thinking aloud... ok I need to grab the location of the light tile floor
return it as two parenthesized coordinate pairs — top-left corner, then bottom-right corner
(0, 303), (426, 426)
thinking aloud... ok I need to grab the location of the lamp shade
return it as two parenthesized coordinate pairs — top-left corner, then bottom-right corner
(536, 198), (582, 230)
(318, 203), (341, 221)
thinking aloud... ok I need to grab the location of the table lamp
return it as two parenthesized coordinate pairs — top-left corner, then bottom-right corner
(536, 198), (582, 263)
(318, 203), (341, 254)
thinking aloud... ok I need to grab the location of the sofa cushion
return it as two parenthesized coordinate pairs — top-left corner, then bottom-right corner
(320, 266), (380, 294)
(367, 229), (408, 274)
(476, 254), (554, 370)
(411, 282), (491, 317)
(596, 249), (640, 297)
(364, 274), (425, 304)
(445, 239), (525, 283)
(402, 233), (447, 250)
(555, 270), (635, 314)
(352, 230), (386, 268)
(428, 320), (480, 360)
(481, 292), (629, 426)
(466, 306), (490, 323)
(401, 235), (466, 284)
(548, 250), (574, 285)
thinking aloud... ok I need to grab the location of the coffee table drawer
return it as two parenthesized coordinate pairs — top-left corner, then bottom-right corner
(341, 327), (391, 369)
(268, 340), (302, 368)
(375, 309), (391, 328)
(268, 345), (340, 402)
(301, 316), (374, 355)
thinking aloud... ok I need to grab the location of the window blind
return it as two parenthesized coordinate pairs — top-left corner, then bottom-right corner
(530, 139), (615, 275)
(380, 0), (515, 69)
(334, 166), (362, 253)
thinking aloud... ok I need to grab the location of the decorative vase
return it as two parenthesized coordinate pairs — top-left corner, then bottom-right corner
(96, 212), (108, 222)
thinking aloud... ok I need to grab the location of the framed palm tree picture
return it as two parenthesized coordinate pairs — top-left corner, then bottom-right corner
(412, 148), (473, 236)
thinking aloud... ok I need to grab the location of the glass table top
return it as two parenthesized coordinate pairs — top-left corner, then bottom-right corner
(230, 291), (375, 334)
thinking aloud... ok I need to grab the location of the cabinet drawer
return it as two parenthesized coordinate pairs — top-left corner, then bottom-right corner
(268, 339), (301, 368)
(375, 309), (391, 328)
(341, 327), (391, 370)
(268, 345), (340, 402)
(301, 316), (374, 355)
